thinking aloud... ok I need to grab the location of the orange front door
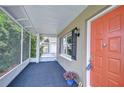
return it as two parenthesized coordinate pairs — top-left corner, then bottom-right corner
(90, 6), (124, 87)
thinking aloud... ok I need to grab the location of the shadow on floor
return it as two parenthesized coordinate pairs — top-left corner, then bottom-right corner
(8, 61), (77, 87)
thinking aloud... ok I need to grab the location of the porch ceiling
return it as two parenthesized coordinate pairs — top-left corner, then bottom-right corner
(2, 5), (87, 35)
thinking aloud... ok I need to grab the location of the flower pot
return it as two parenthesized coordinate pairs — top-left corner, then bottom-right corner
(66, 79), (75, 86)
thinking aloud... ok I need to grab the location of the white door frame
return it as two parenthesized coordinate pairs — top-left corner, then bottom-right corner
(86, 5), (119, 87)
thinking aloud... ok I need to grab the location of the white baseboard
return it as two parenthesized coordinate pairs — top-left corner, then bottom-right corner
(30, 58), (37, 62)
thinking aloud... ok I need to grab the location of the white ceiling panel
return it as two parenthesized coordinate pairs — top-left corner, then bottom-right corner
(2, 5), (87, 35)
(24, 5), (87, 35)
(2, 6), (26, 19)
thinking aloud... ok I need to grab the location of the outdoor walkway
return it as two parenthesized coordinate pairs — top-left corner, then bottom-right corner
(8, 61), (77, 87)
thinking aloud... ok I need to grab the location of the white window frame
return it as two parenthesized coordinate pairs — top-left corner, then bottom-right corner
(61, 32), (72, 59)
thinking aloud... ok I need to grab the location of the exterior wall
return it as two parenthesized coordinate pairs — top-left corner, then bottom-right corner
(49, 43), (57, 54)
(0, 59), (30, 87)
(57, 5), (109, 86)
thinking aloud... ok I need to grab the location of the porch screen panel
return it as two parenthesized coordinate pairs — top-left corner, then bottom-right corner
(23, 31), (30, 61)
(31, 34), (36, 58)
(0, 10), (21, 77)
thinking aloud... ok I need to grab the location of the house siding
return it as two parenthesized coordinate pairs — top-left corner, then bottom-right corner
(57, 5), (109, 86)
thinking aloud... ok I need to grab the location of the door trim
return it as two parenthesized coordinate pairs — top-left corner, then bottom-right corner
(86, 5), (119, 87)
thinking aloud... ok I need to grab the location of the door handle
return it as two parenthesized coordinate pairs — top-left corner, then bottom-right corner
(86, 63), (92, 71)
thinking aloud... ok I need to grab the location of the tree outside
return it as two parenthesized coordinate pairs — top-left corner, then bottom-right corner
(31, 34), (37, 58)
(0, 10), (21, 76)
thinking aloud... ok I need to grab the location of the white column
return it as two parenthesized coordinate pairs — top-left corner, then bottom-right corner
(36, 34), (40, 63)
(29, 33), (31, 60)
(20, 28), (23, 64)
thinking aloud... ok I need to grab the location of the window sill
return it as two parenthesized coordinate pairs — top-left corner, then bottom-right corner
(60, 54), (76, 62)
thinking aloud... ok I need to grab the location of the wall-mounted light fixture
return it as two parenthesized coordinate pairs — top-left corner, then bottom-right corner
(73, 27), (80, 37)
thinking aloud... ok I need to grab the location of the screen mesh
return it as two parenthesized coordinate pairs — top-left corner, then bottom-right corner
(0, 10), (21, 76)
(31, 34), (36, 58)
(23, 31), (30, 61)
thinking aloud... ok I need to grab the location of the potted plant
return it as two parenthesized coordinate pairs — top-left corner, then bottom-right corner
(63, 71), (78, 86)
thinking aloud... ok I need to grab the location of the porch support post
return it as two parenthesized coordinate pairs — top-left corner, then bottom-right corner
(36, 34), (40, 63)
(29, 33), (31, 59)
(20, 28), (23, 64)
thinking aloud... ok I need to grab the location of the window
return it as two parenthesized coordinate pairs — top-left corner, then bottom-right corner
(61, 30), (77, 60)
(62, 33), (72, 58)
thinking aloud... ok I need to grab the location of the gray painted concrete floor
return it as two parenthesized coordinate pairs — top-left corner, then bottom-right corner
(8, 61), (77, 87)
